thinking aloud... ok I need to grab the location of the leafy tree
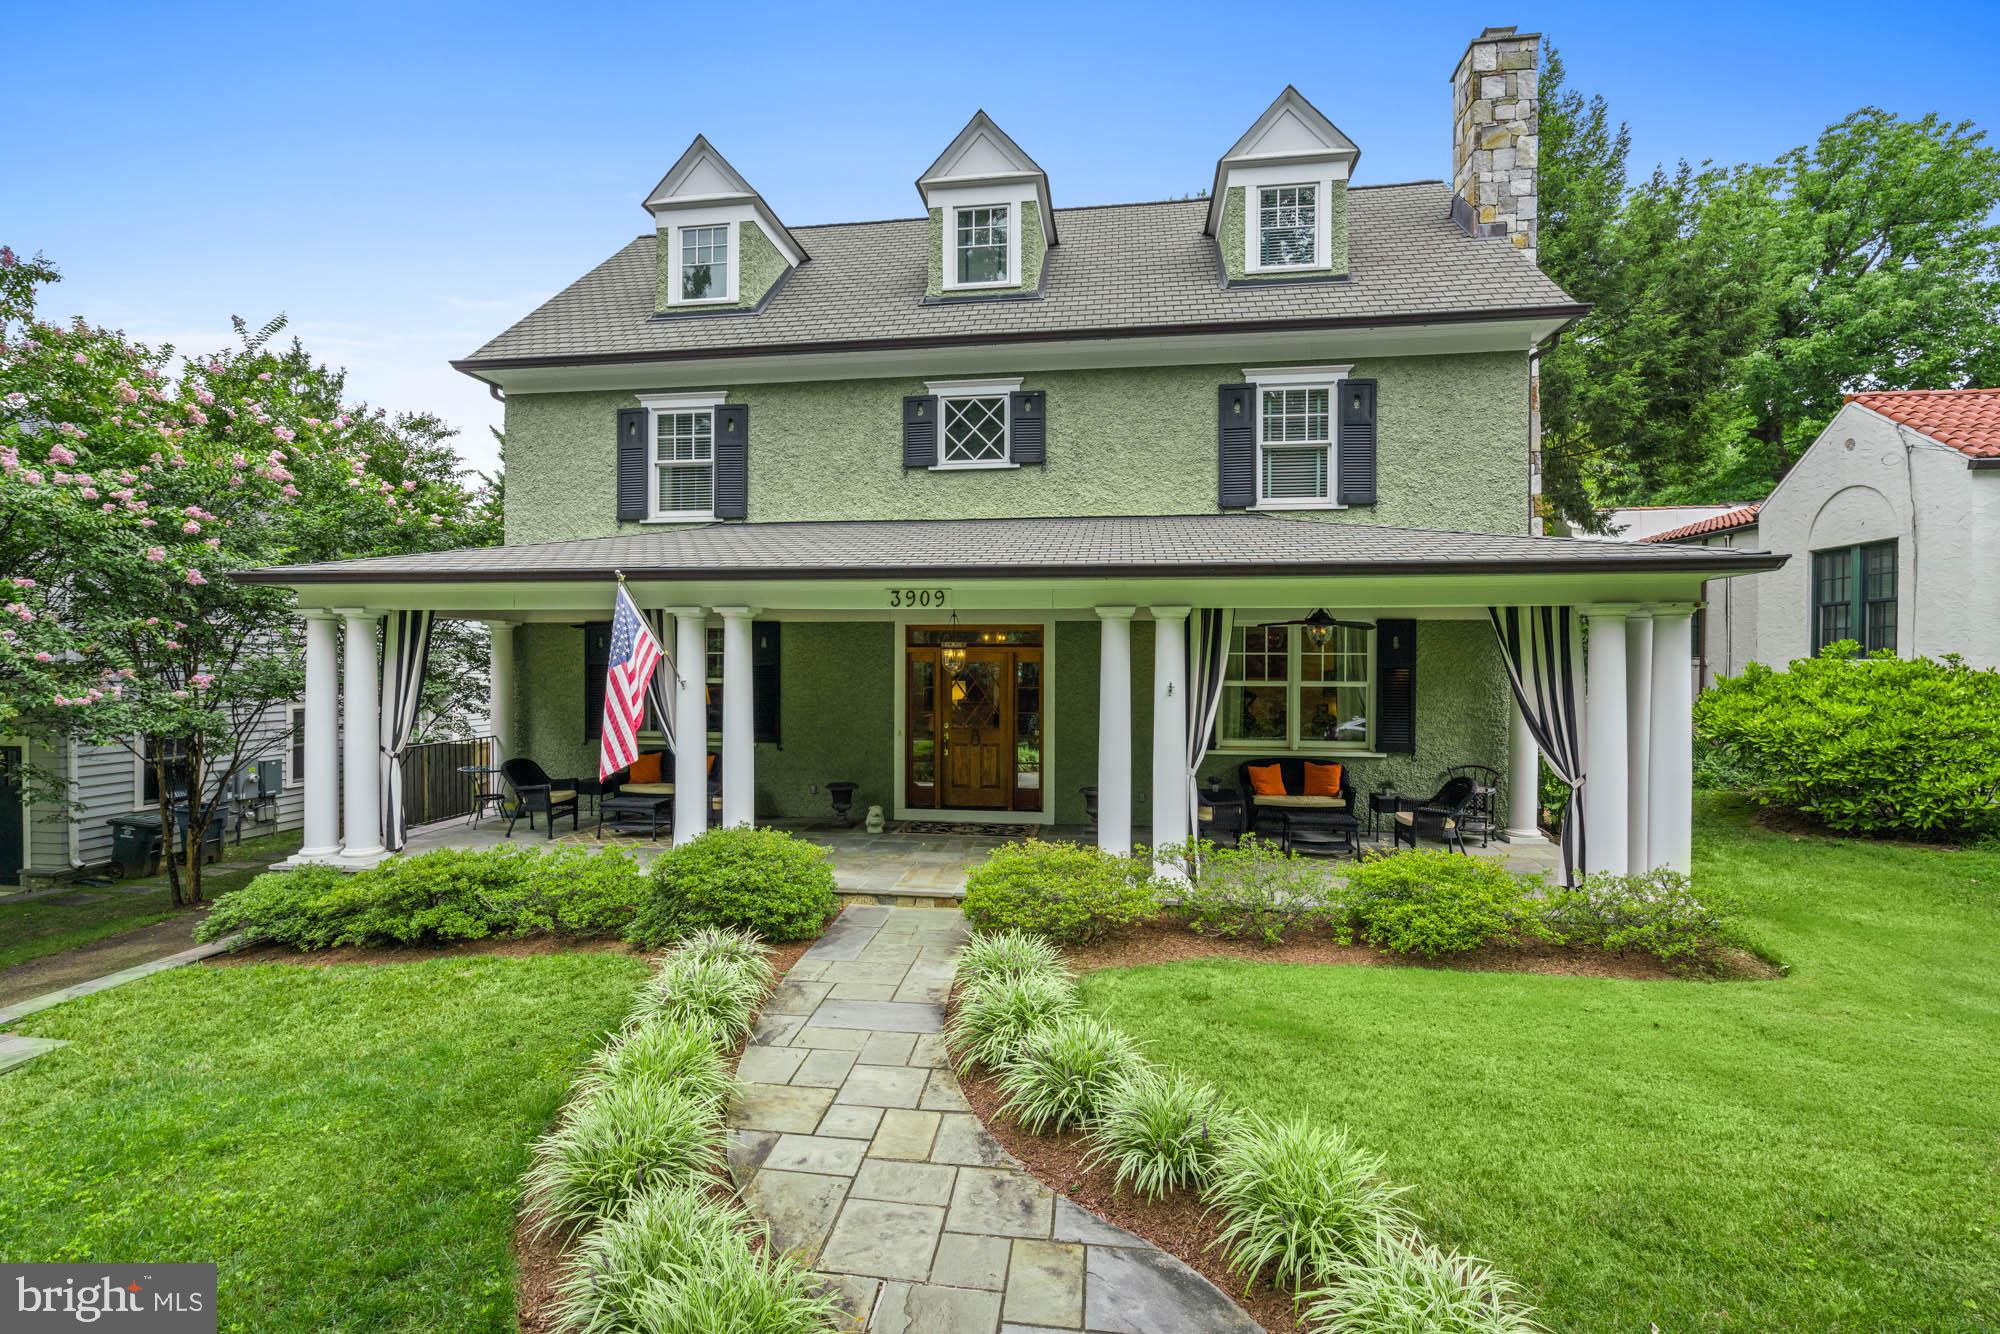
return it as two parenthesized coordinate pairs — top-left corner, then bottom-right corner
(0, 247), (499, 903)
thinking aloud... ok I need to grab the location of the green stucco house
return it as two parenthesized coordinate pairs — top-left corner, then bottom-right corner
(244, 27), (1777, 882)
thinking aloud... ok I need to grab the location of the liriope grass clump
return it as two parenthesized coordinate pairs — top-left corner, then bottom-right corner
(523, 1074), (724, 1239)
(581, 1017), (735, 1109)
(1084, 1066), (1241, 1200)
(998, 1014), (1147, 1134)
(676, 925), (778, 991)
(1304, 1234), (1544, 1333)
(944, 968), (1078, 1074)
(630, 952), (768, 1045)
(550, 1180), (836, 1334)
(1205, 1113), (1411, 1293)
(953, 928), (1066, 991)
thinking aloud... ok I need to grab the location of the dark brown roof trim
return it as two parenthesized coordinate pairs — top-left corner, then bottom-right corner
(238, 550), (1786, 587)
(451, 301), (1591, 376)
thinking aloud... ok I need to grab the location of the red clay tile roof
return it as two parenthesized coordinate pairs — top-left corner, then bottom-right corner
(1847, 388), (2000, 460)
(1640, 504), (1762, 544)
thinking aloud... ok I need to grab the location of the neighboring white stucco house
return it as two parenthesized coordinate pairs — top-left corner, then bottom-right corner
(1645, 389), (2000, 686)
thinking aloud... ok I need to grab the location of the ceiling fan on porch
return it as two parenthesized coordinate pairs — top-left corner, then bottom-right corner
(1273, 608), (1375, 645)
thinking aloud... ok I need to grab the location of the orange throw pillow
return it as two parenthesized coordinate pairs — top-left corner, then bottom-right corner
(1304, 762), (1344, 796)
(628, 752), (662, 783)
(1248, 763), (1287, 797)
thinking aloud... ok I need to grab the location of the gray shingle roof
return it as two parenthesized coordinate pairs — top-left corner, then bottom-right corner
(457, 185), (1581, 369)
(241, 514), (1783, 584)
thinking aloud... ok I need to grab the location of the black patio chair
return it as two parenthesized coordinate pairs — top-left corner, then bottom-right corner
(1391, 774), (1480, 854)
(501, 758), (580, 840)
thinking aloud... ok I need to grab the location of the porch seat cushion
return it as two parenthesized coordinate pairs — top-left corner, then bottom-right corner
(547, 789), (578, 804)
(1253, 793), (1347, 809)
(1393, 809), (1454, 829)
(619, 782), (675, 796)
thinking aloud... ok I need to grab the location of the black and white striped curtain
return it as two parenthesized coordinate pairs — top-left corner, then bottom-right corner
(1488, 606), (1586, 884)
(644, 610), (675, 752)
(1185, 609), (1234, 841)
(379, 610), (435, 851)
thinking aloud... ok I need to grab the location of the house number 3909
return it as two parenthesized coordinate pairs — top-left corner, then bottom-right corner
(888, 588), (949, 608)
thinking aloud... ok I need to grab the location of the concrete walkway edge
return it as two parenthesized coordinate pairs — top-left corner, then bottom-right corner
(0, 935), (242, 1029)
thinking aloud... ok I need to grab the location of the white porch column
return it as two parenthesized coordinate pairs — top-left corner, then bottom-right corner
(668, 607), (709, 845)
(1095, 607), (1135, 854)
(1648, 607), (1696, 875)
(287, 611), (343, 865)
(486, 620), (516, 764)
(1624, 610), (1655, 874)
(1581, 605), (1632, 877)
(1148, 606), (1191, 871)
(336, 608), (386, 866)
(1501, 693), (1546, 842)
(717, 607), (757, 829)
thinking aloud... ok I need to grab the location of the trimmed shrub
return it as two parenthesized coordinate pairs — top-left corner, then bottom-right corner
(1694, 647), (2000, 838)
(627, 827), (837, 945)
(522, 1078), (723, 1238)
(1085, 1066), (1241, 1200)
(1206, 1114), (1410, 1292)
(1344, 851), (1533, 959)
(960, 839), (1159, 945)
(674, 925), (778, 992)
(953, 928), (1066, 991)
(1535, 869), (1730, 968)
(630, 953), (768, 1046)
(998, 1014), (1147, 1134)
(944, 968), (1078, 1074)
(478, 845), (647, 937)
(583, 1018), (735, 1108)
(550, 1181), (837, 1334)
(1169, 836), (1347, 946)
(1304, 1234), (1543, 1333)
(194, 865), (348, 948)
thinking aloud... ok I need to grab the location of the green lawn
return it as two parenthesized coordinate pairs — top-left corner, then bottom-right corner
(0, 830), (302, 971)
(0, 951), (646, 1331)
(1080, 797), (2000, 1330)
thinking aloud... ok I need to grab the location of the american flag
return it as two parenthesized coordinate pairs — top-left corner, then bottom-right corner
(599, 584), (664, 781)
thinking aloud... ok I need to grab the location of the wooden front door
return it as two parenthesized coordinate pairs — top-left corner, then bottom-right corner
(941, 648), (1012, 809)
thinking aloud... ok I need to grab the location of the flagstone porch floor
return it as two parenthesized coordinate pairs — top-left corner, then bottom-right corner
(395, 813), (1563, 899)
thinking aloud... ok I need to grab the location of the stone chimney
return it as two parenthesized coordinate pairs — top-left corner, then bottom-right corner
(1451, 26), (1541, 264)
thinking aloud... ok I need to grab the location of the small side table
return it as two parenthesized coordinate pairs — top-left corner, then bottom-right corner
(1367, 791), (1417, 842)
(459, 764), (507, 827)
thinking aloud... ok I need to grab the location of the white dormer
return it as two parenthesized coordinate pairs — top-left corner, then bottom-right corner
(917, 112), (1055, 296)
(1205, 87), (1360, 279)
(644, 137), (806, 311)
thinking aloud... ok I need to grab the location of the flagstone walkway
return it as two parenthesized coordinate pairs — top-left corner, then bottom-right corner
(726, 905), (1261, 1333)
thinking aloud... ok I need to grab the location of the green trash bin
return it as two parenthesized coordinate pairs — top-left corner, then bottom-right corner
(106, 812), (163, 878)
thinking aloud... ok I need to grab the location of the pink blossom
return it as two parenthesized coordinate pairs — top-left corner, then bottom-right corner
(4, 391), (26, 408)
(402, 479), (417, 491)
(191, 672), (216, 689)
(10, 578), (32, 589)
(164, 640), (182, 650)
(186, 407), (208, 426)
(48, 443), (77, 465)
(79, 486), (99, 500)
(139, 517), (157, 527)
(256, 371), (272, 382)
(72, 352), (87, 365)
(115, 383), (139, 405)
(331, 415), (349, 429)
(144, 546), (166, 562)
(6, 603), (33, 622)
(184, 569), (207, 586)
(100, 502), (116, 513)
(183, 520), (201, 535)
(206, 361), (223, 374)
(171, 689), (189, 700)
(21, 470), (42, 485)
(280, 483), (300, 497)
(204, 536), (221, 549)
(304, 416), (320, 427)
(273, 425), (294, 443)
(143, 617), (159, 625)
(34, 651), (53, 663)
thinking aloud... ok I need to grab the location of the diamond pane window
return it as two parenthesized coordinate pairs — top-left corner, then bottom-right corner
(942, 395), (1008, 464)
(1258, 184), (1317, 267)
(681, 225), (728, 300)
(655, 409), (714, 515)
(955, 205), (1009, 284)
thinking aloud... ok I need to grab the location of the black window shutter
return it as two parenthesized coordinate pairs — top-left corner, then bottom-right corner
(752, 621), (781, 745)
(1375, 618), (1417, 754)
(616, 408), (648, 521)
(1009, 390), (1046, 464)
(713, 404), (748, 519)
(903, 395), (938, 468)
(1217, 384), (1255, 509)
(1336, 378), (1378, 506)
(583, 622), (611, 740)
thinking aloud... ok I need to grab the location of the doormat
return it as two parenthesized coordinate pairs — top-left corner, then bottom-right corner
(888, 821), (1039, 839)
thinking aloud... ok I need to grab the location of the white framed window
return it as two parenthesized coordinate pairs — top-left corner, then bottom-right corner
(1246, 365), (1349, 509)
(926, 378), (1022, 469)
(1218, 621), (1374, 751)
(954, 204), (1010, 285)
(637, 392), (725, 520)
(680, 224), (729, 301)
(1256, 184), (1318, 268)
(286, 705), (306, 787)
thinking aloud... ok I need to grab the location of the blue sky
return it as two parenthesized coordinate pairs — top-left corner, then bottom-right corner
(7, 1), (1995, 476)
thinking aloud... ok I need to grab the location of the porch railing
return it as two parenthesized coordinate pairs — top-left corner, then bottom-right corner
(399, 735), (496, 830)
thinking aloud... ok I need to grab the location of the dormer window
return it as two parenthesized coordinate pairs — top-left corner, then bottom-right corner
(1257, 185), (1317, 267)
(681, 225), (729, 301)
(955, 205), (1010, 285)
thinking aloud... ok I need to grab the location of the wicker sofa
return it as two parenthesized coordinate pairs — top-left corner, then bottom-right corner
(1233, 757), (1356, 841)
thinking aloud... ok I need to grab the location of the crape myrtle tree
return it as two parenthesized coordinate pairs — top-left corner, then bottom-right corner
(0, 247), (499, 904)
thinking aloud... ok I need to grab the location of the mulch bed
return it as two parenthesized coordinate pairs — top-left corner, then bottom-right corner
(1059, 916), (1780, 982)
